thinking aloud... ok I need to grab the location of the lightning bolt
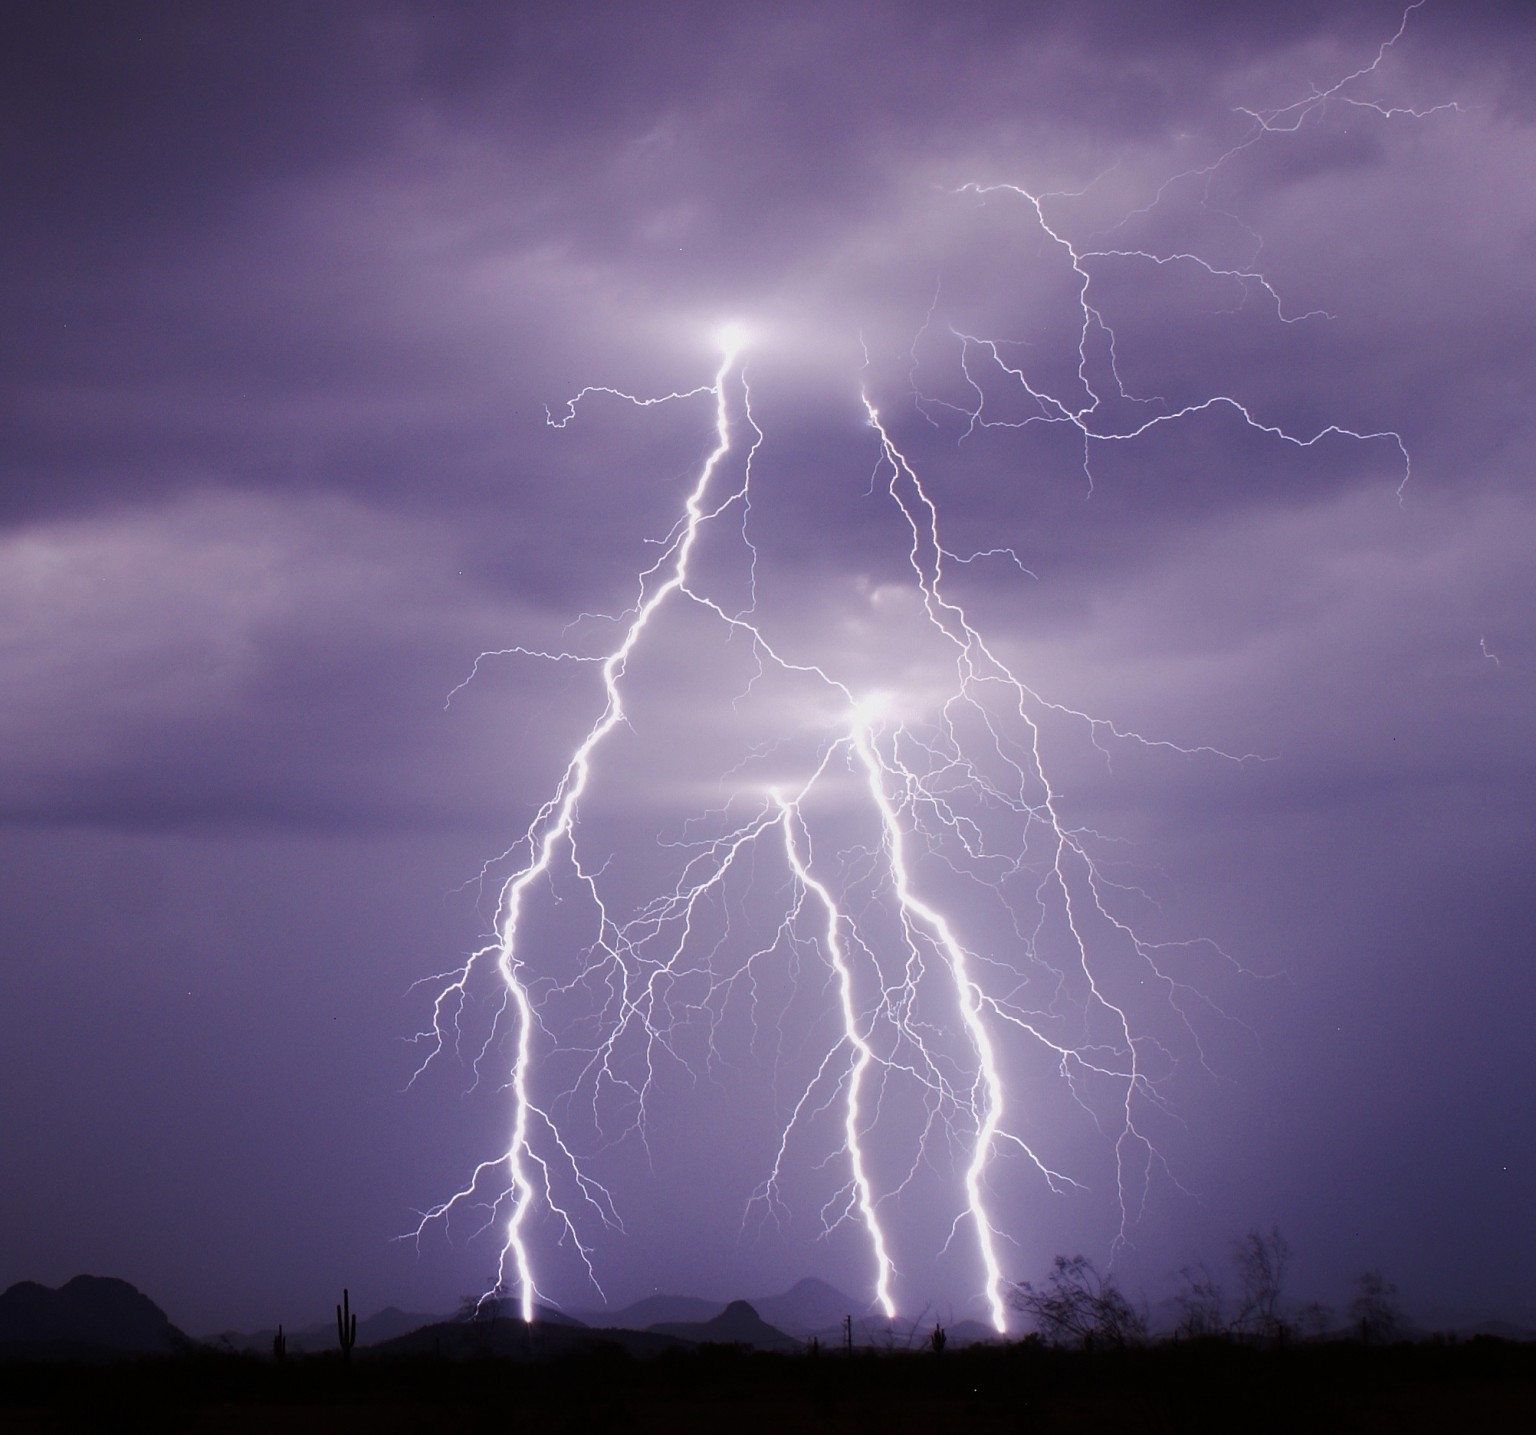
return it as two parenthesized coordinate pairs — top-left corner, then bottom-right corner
(413, 331), (755, 1323)
(414, 5), (1456, 1335)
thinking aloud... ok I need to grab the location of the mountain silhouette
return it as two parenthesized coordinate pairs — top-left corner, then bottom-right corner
(578, 1276), (866, 1339)
(0, 1275), (188, 1360)
(586, 1291), (722, 1329)
(207, 1303), (446, 1354)
(751, 1277), (865, 1337)
(370, 1313), (686, 1361)
(650, 1299), (800, 1352)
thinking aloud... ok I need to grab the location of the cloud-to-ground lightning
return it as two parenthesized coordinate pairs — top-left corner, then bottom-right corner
(414, 8), (1455, 1334)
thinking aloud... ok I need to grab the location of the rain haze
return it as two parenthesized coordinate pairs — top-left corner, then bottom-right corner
(1, 1), (1532, 1339)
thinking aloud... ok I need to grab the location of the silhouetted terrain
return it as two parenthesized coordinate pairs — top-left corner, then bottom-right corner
(209, 1304), (444, 1356)
(0, 1275), (188, 1361)
(578, 1275), (851, 1340)
(369, 1311), (687, 1361)
(2, 1330), (1534, 1432)
(577, 1275), (996, 1350)
(744, 1277), (860, 1338)
(205, 1275), (952, 1358)
(2, 1274), (1533, 1431)
(649, 1298), (800, 1352)
(590, 1291), (722, 1328)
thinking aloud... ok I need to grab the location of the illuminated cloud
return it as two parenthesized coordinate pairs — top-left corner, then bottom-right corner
(0, 1), (1532, 1335)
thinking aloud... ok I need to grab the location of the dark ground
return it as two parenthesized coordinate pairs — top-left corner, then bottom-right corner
(2, 1337), (1533, 1433)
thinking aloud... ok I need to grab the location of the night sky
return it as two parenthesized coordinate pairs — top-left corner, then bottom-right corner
(2, 1), (1533, 1338)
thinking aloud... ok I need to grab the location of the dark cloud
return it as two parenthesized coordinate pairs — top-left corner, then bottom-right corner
(0, 1), (1531, 1334)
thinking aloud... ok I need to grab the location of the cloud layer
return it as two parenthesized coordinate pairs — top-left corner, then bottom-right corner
(1, 1), (1531, 1333)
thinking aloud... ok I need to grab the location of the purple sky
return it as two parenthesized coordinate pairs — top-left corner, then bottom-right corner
(2, 1), (1533, 1337)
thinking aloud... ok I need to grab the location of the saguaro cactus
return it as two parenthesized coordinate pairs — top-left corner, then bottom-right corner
(272, 1324), (286, 1360)
(336, 1288), (357, 1360)
(930, 1322), (947, 1355)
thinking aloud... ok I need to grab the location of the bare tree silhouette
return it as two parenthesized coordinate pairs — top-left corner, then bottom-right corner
(1011, 1256), (1147, 1349)
(1232, 1228), (1289, 1343)
(1173, 1263), (1225, 1339)
(1348, 1269), (1402, 1344)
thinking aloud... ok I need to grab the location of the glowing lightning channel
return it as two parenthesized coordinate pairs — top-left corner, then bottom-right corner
(854, 399), (1193, 1332)
(773, 785), (898, 1319)
(415, 327), (752, 1323)
(848, 715), (1009, 1332)
(416, 4), (1457, 1337)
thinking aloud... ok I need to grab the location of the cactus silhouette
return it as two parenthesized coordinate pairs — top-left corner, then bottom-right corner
(336, 1288), (357, 1360)
(272, 1323), (286, 1360)
(930, 1322), (947, 1354)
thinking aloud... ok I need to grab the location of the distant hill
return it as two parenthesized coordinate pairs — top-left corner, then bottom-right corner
(1462, 1319), (1536, 1342)
(584, 1292), (722, 1329)
(650, 1299), (800, 1352)
(452, 1296), (587, 1329)
(207, 1303), (447, 1355)
(208, 1295), (587, 1357)
(752, 1277), (869, 1339)
(0, 1275), (188, 1361)
(668, 1279), (1002, 1350)
(370, 1314), (686, 1361)
(577, 1277), (1003, 1350)
(578, 1276), (864, 1340)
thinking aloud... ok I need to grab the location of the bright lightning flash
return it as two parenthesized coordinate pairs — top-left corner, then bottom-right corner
(413, 7), (1450, 1336)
